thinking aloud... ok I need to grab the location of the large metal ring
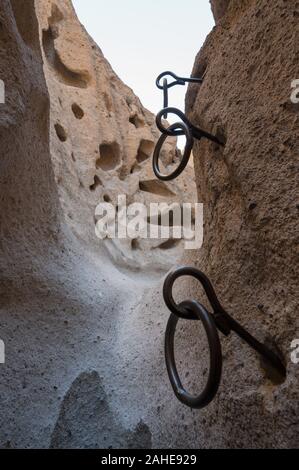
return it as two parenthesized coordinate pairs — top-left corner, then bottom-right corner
(165, 299), (222, 409)
(153, 122), (193, 181)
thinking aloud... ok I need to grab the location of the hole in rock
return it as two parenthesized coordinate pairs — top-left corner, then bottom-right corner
(89, 175), (102, 191)
(187, 59), (208, 111)
(71, 103), (84, 119)
(126, 95), (133, 106)
(129, 114), (144, 129)
(139, 180), (176, 198)
(147, 208), (183, 228)
(137, 140), (155, 163)
(55, 123), (67, 142)
(103, 194), (111, 203)
(98, 142), (120, 171)
(193, 58), (208, 82)
(130, 163), (141, 174)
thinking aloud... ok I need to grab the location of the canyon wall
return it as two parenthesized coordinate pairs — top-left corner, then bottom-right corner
(36, 0), (196, 273)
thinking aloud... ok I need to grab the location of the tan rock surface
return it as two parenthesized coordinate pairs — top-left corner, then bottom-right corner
(210, 0), (230, 22)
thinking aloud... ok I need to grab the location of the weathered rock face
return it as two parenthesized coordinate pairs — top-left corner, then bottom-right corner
(182, 0), (298, 448)
(36, 0), (196, 274)
(0, 0), (59, 272)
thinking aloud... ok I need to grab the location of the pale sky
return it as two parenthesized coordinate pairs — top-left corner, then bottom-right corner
(72, 0), (214, 121)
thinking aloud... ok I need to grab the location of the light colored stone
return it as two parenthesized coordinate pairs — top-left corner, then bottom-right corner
(0, 0), (196, 449)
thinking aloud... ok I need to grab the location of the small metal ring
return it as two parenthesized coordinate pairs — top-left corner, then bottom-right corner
(165, 299), (222, 409)
(163, 266), (225, 320)
(153, 122), (193, 182)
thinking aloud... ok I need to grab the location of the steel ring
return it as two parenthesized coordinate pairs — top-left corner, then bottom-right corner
(153, 122), (193, 182)
(165, 299), (222, 409)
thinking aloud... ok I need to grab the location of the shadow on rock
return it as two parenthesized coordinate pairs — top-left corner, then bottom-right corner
(50, 371), (152, 449)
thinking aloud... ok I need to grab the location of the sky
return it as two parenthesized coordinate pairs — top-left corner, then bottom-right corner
(72, 0), (214, 122)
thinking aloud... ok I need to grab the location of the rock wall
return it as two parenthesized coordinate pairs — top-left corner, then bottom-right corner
(182, 0), (298, 447)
